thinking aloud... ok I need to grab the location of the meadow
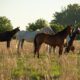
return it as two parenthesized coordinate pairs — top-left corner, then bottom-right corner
(0, 40), (80, 80)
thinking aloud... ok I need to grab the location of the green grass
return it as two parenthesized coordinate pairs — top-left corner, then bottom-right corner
(0, 52), (62, 80)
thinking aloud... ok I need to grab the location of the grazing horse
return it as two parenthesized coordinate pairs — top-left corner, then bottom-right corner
(34, 25), (72, 58)
(65, 27), (80, 53)
(16, 27), (55, 52)
(0, 27), (20, 48)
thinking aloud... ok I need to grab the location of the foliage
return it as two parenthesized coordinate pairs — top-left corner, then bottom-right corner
(50, 23), (64, 33)
(26, 23), (36, 31)
(51, 4), (80, 27)
(0, 16), (13, 32)
(26, 19), (49, 31)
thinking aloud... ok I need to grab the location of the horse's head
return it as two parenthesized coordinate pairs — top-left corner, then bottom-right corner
(17, 26), (20, 29)
(15, 27), (20, 32)
(75, 27), (80, 34)
(67, 25), (72, 34)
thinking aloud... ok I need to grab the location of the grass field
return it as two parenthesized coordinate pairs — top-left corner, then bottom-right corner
(0, 40), (80, 80)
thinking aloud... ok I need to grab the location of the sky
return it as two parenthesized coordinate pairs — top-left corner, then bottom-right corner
(0, 0), (80, 30)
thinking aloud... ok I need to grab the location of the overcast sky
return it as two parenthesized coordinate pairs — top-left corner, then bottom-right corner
(0, 0), (80, 30)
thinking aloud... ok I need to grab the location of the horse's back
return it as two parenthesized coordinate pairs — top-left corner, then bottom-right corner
(16, 31), (38, 42)
(35, 33), (52, 43)
(16, 27), (55, 42)
(25, 31), (38, 42)
(16, 31), (26, 40)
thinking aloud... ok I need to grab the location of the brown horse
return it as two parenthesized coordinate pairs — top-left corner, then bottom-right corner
(34, 25), (72, 58)
(65, 27), (80, 53)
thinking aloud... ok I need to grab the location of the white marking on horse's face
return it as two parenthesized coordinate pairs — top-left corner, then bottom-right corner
(78, 27), (80, 31)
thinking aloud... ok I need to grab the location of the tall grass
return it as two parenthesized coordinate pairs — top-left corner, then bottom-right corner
(0, 40), (79, 80)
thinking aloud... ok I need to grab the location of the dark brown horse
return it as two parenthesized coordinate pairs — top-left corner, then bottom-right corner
(65, 27), (80, 53)
(0, 27), (20, 48)
(34, 25), (72, 58)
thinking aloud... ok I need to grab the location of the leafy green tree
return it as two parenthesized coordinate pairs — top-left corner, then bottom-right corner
(51, 4), (80, 27)
(27, 23), (36, 31)
(26, 19), (49, 31)
(35, 19), (49, 29)
(0, 16), (13, 32)
(50, 23), (64, 33)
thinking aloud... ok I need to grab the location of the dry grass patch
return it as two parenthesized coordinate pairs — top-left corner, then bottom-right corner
(0, 40), (79, 80)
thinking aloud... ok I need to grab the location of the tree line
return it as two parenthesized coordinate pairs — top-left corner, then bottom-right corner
(0, 4), (80, 39)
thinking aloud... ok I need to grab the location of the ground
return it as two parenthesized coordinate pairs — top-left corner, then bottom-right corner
(0, 40), (80, 80)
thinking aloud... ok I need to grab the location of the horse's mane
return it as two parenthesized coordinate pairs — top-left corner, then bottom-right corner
(55, 26), (68, 36)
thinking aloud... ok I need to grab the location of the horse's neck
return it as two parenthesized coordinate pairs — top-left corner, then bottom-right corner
(68, 31), (77, 46)
(10, 29), (18, 36)
(70, 31), (77, 42)
(60, 29), (69, 39)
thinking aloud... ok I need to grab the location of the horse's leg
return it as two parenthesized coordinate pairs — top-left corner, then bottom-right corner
(53, 46), (56, 53)
(59, 46), (63, 56)
(71, 46), (75, 53)
(64, 46), (70, 53)
(34, 40), (38, 57)
(16, 39), (18, 49)
(37, 44), (41, 58)
(7, 41), (10, 48)
(17, 40), (21, 53)
(21, 39), (24, 49)
(46, 45), (52, 54)
(34, 42), (42, 58)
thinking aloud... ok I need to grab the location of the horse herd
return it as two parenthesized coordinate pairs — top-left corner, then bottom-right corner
(0, 25), (80, 58)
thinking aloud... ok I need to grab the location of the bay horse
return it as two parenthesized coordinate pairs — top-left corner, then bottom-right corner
(65, 27), (80, 53)
(16, 27), (55, 52)
(34, 25), (72, 58)
(0, 27), (20, 48)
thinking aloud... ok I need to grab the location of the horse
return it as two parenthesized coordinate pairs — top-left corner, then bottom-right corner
(64, 27), (80, 53)
(0, 27), (20, 48)
(34, 25), (72, 58)
(16, 27), (55, 52)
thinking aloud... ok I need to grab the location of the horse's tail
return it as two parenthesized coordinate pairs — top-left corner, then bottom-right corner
(34, 34), (37, 54)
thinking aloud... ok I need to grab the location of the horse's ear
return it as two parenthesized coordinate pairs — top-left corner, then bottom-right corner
(17, 26), (20, 29)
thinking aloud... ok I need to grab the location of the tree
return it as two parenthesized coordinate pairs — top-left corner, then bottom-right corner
(50, 23), (64, 33)
(51, 4), (80, 27)
(26, 19), (49, 31)
(0, 16), (13, 32)
(27, 23), (36, 31)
